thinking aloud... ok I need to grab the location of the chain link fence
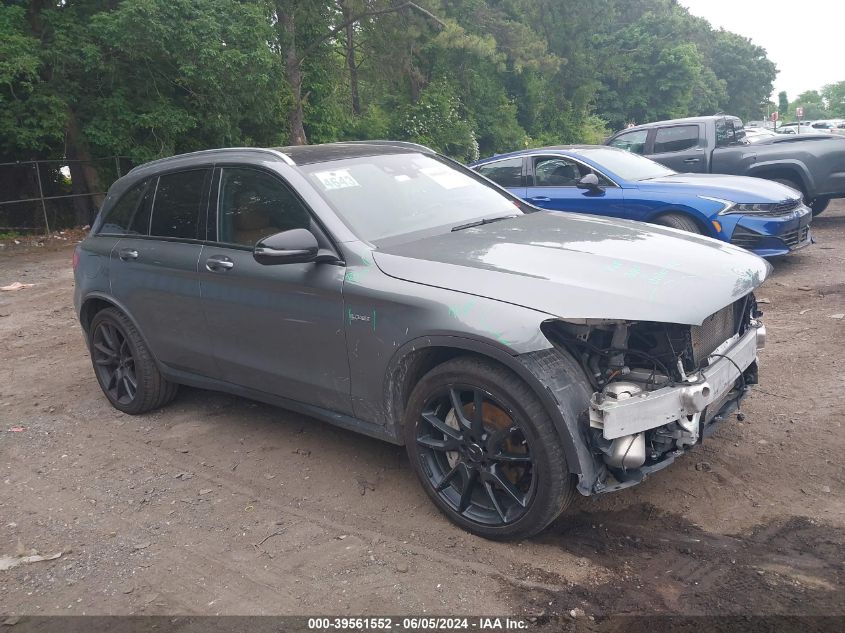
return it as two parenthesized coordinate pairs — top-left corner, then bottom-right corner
(0, 157), (132, 235)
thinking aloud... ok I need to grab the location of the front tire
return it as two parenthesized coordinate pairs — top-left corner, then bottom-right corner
(89, 308), (178, 414)
(652, 212), (702, 234)
(404, 356), (574, 540)
(810, 196), (830, 216)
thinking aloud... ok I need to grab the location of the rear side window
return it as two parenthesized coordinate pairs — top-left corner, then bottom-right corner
(653, 125), (700, 153)
(149, 169), (210, 240)
(476, 157), (523, 188)
(608, 129), (648, 155)
(99, 181), (147, 235)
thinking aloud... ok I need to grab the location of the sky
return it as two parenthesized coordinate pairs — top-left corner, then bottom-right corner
(678, 0), (844, 101)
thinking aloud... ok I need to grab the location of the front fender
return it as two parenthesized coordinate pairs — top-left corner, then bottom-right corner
(383, 333), (597, 488)
(746, 159), (814, 194)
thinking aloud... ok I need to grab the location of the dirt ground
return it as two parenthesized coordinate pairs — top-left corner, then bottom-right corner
(1, 204), (843, 619)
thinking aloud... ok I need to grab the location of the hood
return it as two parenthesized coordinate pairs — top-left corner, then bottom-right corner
(372, 212), (770, 326)
(636, 173), (799, 203)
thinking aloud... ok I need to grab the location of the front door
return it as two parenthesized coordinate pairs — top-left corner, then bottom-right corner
(108, 168), (215, 375)
(524, 155), (626, 216)
(198, 166), (352, 414)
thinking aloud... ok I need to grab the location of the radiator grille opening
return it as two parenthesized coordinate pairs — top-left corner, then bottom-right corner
(690, 303), (737, 366)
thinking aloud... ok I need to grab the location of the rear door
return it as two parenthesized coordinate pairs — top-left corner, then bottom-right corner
(198, 166), (352, 414)
(474, 157), (526, 198)
(108, 168), (215, 375)
(523, 155), (626, 216)
(647, 124), (708, 173)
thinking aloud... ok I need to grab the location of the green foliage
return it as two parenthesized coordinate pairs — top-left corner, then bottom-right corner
(0, 5), (66, 155)
(822, 82), (845, 118)
(392, 79), (479, 162)
(1, 0), (785, 171)
(778, 91), (789, 117)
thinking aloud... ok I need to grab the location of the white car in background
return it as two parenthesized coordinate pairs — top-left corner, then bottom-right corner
(777, 122), (818, 134)
(743, 126), (778, 142)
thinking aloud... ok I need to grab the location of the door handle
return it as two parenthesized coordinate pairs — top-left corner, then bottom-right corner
(118, 248), (138, 261)
(205, 255), (234, 272)
(683, 158), (700, 163)
(529, 196), (552, 203)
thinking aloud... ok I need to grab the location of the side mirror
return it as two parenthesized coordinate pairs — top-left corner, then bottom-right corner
(254, 228), (319, 265)
(576, 173), (602, 192)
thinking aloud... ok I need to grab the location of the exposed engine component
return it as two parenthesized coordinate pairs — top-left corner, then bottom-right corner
(542, 294), (762, 478)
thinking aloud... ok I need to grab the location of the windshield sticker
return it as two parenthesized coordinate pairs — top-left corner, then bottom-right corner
(314, 169), (360, 190)
(420, 166), (474, 190)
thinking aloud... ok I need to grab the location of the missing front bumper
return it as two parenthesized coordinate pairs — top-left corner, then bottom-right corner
(590, 323), (764, 440)
(586, 322), (765, 493)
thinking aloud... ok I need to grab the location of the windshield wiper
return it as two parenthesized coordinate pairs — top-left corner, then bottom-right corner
(451, 214), (518, 232)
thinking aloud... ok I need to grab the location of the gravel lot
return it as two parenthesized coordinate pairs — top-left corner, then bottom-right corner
(1, 204), (843, 619)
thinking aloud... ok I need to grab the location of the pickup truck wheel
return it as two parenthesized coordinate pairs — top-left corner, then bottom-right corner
(770, 177), (827, 216)
(810, 197), (830, 216)
(652, 213), (702, 235)
(404, 356), (574, 540)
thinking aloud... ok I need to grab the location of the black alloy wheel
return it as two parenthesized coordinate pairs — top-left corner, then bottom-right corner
(92, 319), (138, 406)
(88, 307), (178, 414)
(416, 385), (536, 526)
(405, 356), (574, 540)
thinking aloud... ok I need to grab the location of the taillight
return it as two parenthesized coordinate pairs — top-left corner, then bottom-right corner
(72, 248), (80, 270)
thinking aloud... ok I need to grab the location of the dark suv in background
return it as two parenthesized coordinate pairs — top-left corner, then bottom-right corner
(73, 142), (768, 539)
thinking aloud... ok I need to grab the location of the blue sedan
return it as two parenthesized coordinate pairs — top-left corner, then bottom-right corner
(470, 146), (813, 257)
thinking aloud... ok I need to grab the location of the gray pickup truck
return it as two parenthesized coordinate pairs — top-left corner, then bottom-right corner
(606, 115), (845, 215)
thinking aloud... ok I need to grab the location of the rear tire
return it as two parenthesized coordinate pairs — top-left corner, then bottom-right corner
(404, 356), (574, 540)
(89, 308), (178, 415)
(652, 212), (702, 234)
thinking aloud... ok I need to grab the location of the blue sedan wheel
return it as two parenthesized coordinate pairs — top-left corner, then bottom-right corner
(653, 213), (702, 234)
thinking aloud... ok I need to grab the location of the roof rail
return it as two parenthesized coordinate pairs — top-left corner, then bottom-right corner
(127, 147), (292, 174)
(333, 140), (435, 153)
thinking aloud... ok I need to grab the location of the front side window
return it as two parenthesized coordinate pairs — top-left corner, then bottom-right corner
(217, 168), (312, 246)
(608, 129), (648, 155)
(532, 157), (582, 186)
(716, 119), (730, 146)
(653, 125), (701, 153)
(476, 157), (523, 188)
(148, 169), (210, 240)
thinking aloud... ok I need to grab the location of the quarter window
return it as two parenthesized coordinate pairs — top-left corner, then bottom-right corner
(653, 125), (700, 153)
(148, 169), (210, 240)
(476, 158), (523, 188)
(217, 168), (312, 247)
(608, 130), (648, 155)
(98, 180), (148, 235)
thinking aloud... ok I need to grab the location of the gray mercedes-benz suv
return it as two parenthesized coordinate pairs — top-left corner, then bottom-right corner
(73, 141), (768, 539)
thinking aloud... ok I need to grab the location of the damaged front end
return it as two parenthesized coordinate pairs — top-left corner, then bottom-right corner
(542, 294), (765, 494)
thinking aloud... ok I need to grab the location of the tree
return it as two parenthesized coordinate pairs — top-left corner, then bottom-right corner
(274, 0), (445, 145)
(706, 30), (776, 120)
(778, 91), (789, 117)
(822, 81), (845, 118)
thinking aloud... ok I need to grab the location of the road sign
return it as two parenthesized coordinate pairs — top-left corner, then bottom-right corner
(796, 107), (804, 118)
(771, 111), (779, 122)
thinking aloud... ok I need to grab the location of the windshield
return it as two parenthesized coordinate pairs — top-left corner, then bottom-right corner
(576, 147), (675, 181)
(302, 153), (520, 241)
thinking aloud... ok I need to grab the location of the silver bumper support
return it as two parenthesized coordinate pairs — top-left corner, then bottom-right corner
(591, 323), (765, 440)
